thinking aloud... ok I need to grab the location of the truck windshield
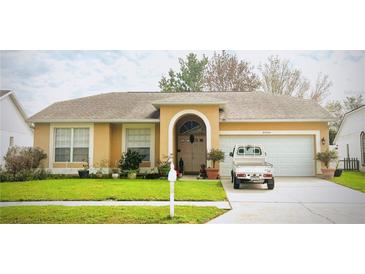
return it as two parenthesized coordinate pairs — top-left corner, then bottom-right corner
(237, 146), (262, 156)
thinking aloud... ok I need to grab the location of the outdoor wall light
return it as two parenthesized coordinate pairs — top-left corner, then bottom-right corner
(321, 137), (326, 145)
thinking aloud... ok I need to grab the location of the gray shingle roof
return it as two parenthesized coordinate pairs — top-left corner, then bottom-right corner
(29, 91), (334, 122)
(0, 90), (11, 97)
(152, 95), (227, 107)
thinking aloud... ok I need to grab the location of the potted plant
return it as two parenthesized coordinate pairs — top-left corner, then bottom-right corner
(119, 150), (143, 180)
(78, 158), (89, 178)
(112, 168), (120, 179)
(206, 148), (225, 180)
(316, 149), (338, 179)
(157, 156), (170, 178)
(127, 169), (138, 179)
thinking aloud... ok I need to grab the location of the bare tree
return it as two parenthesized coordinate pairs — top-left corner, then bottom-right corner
(325, 100), (343, 145)
(260, 55), (333, 104)
(326, 100), (343, 128)
(310, 73), (332, 103)
(204, 51), (260, 92)
(325, 95), (363, 144)
(259, 55), (310, 97)
(343, 94), (363, 112)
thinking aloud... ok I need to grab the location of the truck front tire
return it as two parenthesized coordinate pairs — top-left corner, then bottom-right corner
(233, 177), (240, 189)
(267, 178), (275, 190)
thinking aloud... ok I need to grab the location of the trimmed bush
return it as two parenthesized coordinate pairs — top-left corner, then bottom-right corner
(119, 150), (143, 171)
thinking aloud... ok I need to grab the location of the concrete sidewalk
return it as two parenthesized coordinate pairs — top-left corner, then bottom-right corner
(0, 200), (231, 209)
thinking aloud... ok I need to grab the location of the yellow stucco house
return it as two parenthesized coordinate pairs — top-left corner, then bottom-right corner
(29, 91), (333, 177)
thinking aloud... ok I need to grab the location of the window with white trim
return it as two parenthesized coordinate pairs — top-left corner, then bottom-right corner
(361, 131), (365, 166)
(54, 128), (89, 162)
(73, 128), (90, 162)
(126, 128), (150, 161)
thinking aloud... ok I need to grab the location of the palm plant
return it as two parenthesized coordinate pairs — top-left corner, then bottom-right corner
(316, 149), (338, 168)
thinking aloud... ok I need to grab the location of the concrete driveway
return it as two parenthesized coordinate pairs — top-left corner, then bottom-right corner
(209, 177), (365, 224)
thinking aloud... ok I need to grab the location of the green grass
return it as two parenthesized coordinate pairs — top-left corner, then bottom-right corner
(331, 171), (365, 193)
(0, 205), (226, 224)
(0, 179), (227, 201)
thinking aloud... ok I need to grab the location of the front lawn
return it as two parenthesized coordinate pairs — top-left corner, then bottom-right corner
(0, 179), (226, 201)
(0, 205), (225, 224)
(331, 171), (365, 193)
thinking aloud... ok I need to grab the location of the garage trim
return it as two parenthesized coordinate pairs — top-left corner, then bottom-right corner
(219, 130), (321, 174)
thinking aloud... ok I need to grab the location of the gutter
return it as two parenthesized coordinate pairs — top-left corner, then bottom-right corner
(28, 118), (335, 123)
(28, 118), (161, 123)
(220, 118), (335, 123)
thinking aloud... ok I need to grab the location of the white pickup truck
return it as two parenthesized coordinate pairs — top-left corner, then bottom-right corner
(230, 145), (275, 190)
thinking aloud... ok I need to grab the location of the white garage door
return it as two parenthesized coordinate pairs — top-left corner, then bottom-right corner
(220, 135), (315, 177)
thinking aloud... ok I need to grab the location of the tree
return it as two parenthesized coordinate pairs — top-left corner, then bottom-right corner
(343, 95), (363, 112)
(310, 73), (332, 103)
(326, 95), (363, 145)
(259, 55), (310, 97)
(326, 101), (344, 124)
(158, 69), (181, 92)
(326, 100), (345, 145)
(204, 51), (260, 92)
(159, 53), (208, 92)
(259, 55), (332, 103)
(328, 128), (337, 146)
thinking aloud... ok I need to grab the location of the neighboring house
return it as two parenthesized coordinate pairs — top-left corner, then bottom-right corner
(0, 90), (34, 166)
(29, 91), (333, 176)
(334, 105), (365, 172)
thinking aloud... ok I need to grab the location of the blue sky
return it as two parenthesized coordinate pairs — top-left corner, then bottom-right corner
(1, 50), (364, 115)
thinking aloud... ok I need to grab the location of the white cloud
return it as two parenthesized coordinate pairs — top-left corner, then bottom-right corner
(0, 50), (364, 116)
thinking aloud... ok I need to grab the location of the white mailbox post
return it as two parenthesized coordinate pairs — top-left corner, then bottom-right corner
(167, 161), (177, 218)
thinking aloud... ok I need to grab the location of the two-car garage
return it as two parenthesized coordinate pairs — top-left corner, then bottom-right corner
(219, 134), (316, 177)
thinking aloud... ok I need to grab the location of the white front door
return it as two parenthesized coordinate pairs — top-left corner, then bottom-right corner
(220, 135), (315, 177)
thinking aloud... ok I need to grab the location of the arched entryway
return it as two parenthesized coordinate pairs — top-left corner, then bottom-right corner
(176, 115), (206, 174)
(167, 109), (212, 174)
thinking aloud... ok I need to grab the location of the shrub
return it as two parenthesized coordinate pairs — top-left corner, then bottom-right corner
(14, 169), (34, 182)
(32, 169), (51, 180)
(316, 149), (338, 168)
(157, 156), (171, 177)
(3, 146), (47, 181)
(28, 147), (48, 168)
(0, 170), (13, 182)
(145, 173), (160, 179)
(119, 150), (143, 171)
(207, 148), (225, 168)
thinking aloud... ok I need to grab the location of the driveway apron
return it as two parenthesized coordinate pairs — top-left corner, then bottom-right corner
(209, 177), (365, 224)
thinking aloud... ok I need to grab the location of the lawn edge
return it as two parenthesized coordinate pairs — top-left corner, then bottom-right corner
(329, 179), (365, 193)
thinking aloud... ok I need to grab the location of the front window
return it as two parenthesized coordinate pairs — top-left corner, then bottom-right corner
(179, 121), (201, 134)
(126, 128), (151, 161)
(361, 131), (365, 165)
(54, 128), (89, 162)
(237, 146), (262, 156)
(73, 128), (90, 162)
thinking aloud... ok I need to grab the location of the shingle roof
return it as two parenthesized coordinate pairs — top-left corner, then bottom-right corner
(152, 94), (227, 107)
(0, 90), (11, 98)
(29, 91), (334, 122)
